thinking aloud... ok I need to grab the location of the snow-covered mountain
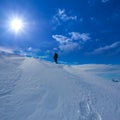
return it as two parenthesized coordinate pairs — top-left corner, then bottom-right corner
(0, 55), (120, 120)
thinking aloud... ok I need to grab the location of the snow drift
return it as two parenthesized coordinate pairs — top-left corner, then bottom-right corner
(0, 55), (120, 120)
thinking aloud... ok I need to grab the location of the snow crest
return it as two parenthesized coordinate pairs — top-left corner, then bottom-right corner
(0, 56), (120, 120)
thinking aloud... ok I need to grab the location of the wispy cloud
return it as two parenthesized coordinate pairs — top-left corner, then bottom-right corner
(52, 9), (77, 27)
(101, 0), (109, 3)
(0, 46), (14, 54)
(52, 32), (91, 52)
(69, 32), (90, 41)
(58, 9), (77, 21)
(52, 35), (70, 44)
(79, 18), (84, 22)
(52, 34), (73, 52)
(59, 42), (78, 52)
(91, 41), (120, 54)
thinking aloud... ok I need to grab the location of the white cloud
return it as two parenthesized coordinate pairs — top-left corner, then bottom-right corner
(69, 32), (90, 41)
(52, 34), (78, 51)
(90, 17), (94, 21)
(0, 46), (14, 54)
(101, 0), (109, 3)
(58, 9), (77, 21)
(59, 42), (78, 52)
(79, 18), (84, 22)
(53, 48), (58, 51)
(52, 16), (61, 26)
(38, 55), (48, 59)
(91, 41), (120, 54)
(52, 9), (77, 26)
(58, 9), (65, 16)
(52, 35), (70, 44)
(52, 32), (91, 52)
(27, 47), (41, 53)
(28, 47), (32, 51)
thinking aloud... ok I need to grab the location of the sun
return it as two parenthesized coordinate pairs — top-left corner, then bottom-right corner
(10, 18), (23, 32)
(9, 17), (25, 34)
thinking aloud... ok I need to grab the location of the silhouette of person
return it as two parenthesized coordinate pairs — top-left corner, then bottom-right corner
(54, 52), (58, 64)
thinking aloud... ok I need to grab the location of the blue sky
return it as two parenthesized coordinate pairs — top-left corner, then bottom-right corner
(0, 0), (120, 64)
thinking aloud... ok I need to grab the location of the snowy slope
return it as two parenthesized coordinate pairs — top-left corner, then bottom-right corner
(0, 55), (120, 120)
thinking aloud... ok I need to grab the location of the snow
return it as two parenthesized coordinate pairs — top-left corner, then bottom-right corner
(0, 54), (120, 120)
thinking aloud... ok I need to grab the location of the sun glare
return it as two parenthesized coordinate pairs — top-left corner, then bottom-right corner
(9, 17), (24, 34)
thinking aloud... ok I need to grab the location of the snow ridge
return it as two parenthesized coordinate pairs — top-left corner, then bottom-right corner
(0, 55), (120, 120)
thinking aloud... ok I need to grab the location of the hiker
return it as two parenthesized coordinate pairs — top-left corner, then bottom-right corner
(54, 53), (58, 64)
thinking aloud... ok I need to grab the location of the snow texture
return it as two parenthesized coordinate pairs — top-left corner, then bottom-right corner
(0, 54), (120, 120)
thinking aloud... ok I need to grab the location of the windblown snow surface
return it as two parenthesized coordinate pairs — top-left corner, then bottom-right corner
(0, 55), (120, 120)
